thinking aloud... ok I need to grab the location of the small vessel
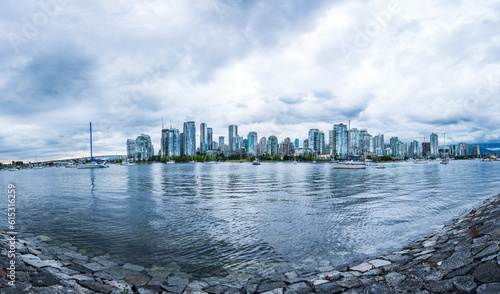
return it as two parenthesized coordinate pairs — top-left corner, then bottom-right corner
(413, 159), (428, 164)
(332, 161), (366, 169)
(9, 168), (18, 171)
(77, 122), (109, 169)
(120, 162), (135, 166)
(166, 158), (176, 164)
(376, 165), (386, 169)
(65, 163), (78, 168)
(252, 158), (261, 165)
(440, 133), (450, 164)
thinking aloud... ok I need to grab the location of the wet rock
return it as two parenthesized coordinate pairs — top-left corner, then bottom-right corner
(283, 282), (312, 294)
(258, 281), (286, 293)
(452, 275), (477, 294)
(78, 280), (114, 294)
(284, 271), (298, 280)
(123, 263), (145, 272)
(83, 262), (110, 272)
(350, 262), (373, 273)
(284, 277), (308, 285)
(473, 259), (500, 283)
(368, 283), (396, 294)
(384, 272), (406, 288)
(428, 251), (452, 264)
(476, 282), (500, 294)
(423, 240), (437, 247)
(369, 259), (391, 268)
(124, 272), (151, 286)
(314, 282), (344, 294)
(188, 280), (210, 290)
(21, 253), (47, 268)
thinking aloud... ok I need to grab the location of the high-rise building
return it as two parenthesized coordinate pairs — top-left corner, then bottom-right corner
(303, 139), (309, 148)
(333, 124), (348, 159)
(390, 137), (399, 157)
(161, 129), (169, 157)
(430, 133), (439, 158)
(329, 130), (334, 155)
(319, 131), (325, 154)
(248, 132), (258, 155)
(135, 134), (153, 161)
(207, 128), (213, 150)
(167, 129), (180, 157)
(409, 140), (419, 158)
(373, 134), (384, 156)
(229, 125), (238, 152)
(422, 142), (431, 157)
(294, 138), (299, 149)
(308, 129), (320, 154)
(200, 123), (208, 154)
(259, 137), (267, 154)
(267, 135), (278, 155)
(349, 128), (360, 154)
(183, 121), (196, 156)
(219, 136), (224, 150)
(458, 142), (469, 156)
(180, 133), (185, 156)
(127, 139), (135, 159)
(232, 135), (241, 150)
(471, 145), (480, 157)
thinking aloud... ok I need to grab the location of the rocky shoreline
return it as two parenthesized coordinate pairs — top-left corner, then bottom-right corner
(1, 194), (500, 294)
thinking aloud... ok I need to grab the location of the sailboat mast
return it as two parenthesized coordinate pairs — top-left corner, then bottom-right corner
(90, 122), (93, 161)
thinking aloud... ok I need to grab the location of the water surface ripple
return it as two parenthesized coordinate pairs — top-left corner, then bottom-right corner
(1, 160), (499, 280)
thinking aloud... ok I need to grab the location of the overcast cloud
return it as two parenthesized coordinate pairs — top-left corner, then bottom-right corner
(1, 0), (500, 161)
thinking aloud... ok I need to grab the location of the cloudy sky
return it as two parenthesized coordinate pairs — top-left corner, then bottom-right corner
(1, 0), (500, 161)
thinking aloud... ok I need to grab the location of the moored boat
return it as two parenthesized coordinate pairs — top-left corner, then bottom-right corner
(332, 161), (366, 169)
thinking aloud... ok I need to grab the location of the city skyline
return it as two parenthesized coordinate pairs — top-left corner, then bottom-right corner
(1, 1), (500, 161)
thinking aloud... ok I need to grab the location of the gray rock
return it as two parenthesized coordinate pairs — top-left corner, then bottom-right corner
(350, 262), (373, 272)
(473, 259), (500, 283)
(384, 272), (406, 288)
(314, 282), (344, 294)
(363, 268), (383, 276)
(258, 281), (286, 293)
(474, 243), (499, 260)
(162, 283), (187, 294)
(428, 251), (452, 264)
(83, 262), (109, 272)
(444, 264), (475, 279)
(31, 268), (61, 286)
(369, 259), (391, 268)
(336, 276), (361, 288)
(16, 270), (32, 282)
(368, 283), (396, 294)
(284, 282), (312, 294)
(439, 250), (473, 271)
(66, 263), (94, 274)
(188, 280), (210, 290)
(78, 280), (114, 294)
(452, 275), (477, 294)
(124, 271), (151, 286)
(123, 262), (145, 272)
(284, 278), (308, 285)
(477, 282), (500, 294)
(383, 254), (411, 264)
(424, 280), (454, 293)
(167, 275), (189, 286)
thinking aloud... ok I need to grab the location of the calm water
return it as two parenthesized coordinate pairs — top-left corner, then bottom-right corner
(1, 160), (500, 281)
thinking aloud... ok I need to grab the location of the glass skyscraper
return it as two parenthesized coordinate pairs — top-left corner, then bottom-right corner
(207, 127), (213, 150)
(229, 125), (238, 152)
(267, 135), (278, 155)
(247, 132), (258, 155)
(200, 123), (207, 154)
(430, 133), (439, 157)
(167, 129), (180, 157)
(183, 121), (196, 156)
(333, 124), (348, 159)
(308, 129), (320, 154)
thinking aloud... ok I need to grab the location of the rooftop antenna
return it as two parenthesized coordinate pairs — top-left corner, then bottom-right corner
(348, 120), (350, 131)
(162, 118), (164, 129)
(170, 119), (172, 129)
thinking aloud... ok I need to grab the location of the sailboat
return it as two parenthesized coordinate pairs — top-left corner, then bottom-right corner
(440, 133), (450, 164)
(78, 122), (109, 169)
